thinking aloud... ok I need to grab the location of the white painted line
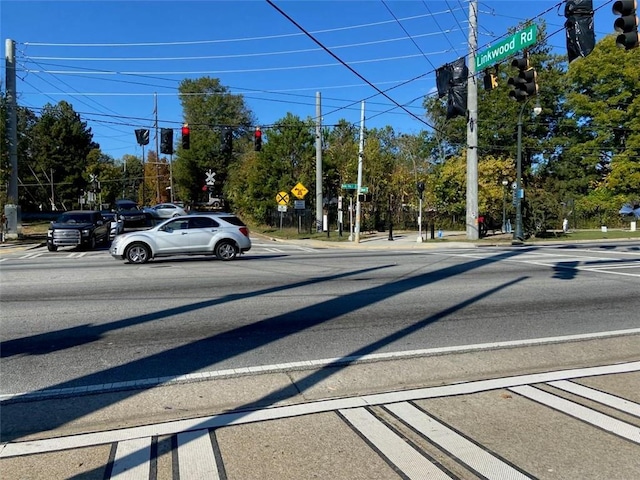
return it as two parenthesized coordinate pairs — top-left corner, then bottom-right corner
(509, 385), (640, 444)
(363, 361), (640, 406)
(589, 264), (640, 270)
(3, 361), (639, 458)
(340, 407), (451, 479)
(549, 380), (640, 417)
(386, 402), (532, 480)
(3, 328), (640, 402)
(111, 437), (151, 480)
(177, 429), (220, 480)
(19, 252), (43, 259)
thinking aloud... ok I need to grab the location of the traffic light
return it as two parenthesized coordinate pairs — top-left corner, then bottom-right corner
(254, 126), (262, 152)
(222, 127), (233, 154)
(613, 0), (639, 50)
(417, 181), (425, 199)
(483, 70), (498, 91)
(508, 57), (537, 102)
(181, 124), (190, 150)
(160, 128), (173, 155)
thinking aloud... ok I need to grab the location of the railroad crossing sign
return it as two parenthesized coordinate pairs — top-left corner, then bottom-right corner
(205, 169), (216, 186)
(276, 191), (289, 205)
(291, 182), (308, 199)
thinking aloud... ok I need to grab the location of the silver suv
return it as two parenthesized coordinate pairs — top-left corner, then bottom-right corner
(109, 213), (251, 264)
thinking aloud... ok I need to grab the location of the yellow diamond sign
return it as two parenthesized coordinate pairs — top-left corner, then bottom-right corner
(276, 191), (289, 205)
(291, 182), (308, 199)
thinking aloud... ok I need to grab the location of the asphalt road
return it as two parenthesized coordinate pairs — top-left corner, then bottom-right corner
(1, 241), (639, 395)
(1, 240), (639, 479)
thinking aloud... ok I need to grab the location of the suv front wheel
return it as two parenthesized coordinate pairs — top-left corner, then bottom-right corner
(125, 242), (151, 264)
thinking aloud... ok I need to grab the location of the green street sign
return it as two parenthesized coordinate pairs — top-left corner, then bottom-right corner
(341, 183), (357, 189)
(359, 186), (369, 193)
(475, 24), (537, 71)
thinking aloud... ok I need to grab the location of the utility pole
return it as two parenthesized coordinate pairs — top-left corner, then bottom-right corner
(154, 93), (160, 203)
(354, 101), (365, 243)
(466, 0), (479, 240)
(4, 38), (20, 239)
(315, 92), (323, 232)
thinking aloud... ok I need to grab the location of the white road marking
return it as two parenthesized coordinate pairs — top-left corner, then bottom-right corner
(3, 328), (640, 403)
(177, 429), (220, 480)
(2, 360), (639, 458)
(340, 407), (451, 479)
(386, 402), (532, 479)
(111, 437), (151, 480)
(548, 380), (640, 417)
(509, 385), (640, 444)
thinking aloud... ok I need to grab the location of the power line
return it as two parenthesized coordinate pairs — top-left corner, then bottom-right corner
(265, 0), (438, 132)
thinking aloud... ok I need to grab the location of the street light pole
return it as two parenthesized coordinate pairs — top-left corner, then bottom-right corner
(514, 104), (525, 242)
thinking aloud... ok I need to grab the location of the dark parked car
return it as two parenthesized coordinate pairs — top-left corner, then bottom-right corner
(47, 210), (110, 251)
(115, 199), (153, 230)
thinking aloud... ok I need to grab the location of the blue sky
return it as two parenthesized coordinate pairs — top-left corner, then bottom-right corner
(2, 1), (617, 160)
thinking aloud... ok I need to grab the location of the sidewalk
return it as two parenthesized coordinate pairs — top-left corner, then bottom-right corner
(264, 229), (514, 250)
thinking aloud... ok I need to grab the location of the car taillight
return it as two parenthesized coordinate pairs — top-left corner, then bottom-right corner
(239, 227), (249, 237)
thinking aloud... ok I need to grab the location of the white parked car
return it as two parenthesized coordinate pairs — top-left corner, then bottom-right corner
(143, 202), (188, 219)
(110, 213), (251, 264)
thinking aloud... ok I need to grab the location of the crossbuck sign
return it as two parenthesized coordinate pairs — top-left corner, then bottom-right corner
(205, 169), (216, 186)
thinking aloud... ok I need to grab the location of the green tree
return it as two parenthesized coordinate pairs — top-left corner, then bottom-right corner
(229, 114), (315, 223)
(29, 101), (98, 210)
(174, 77), (255, 204)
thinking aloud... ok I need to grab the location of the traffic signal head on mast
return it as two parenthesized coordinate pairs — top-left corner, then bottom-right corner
(160, 128), (174, 155)
(613, 0), (639, 50)
(254, 126), (262, 152)
(508, 57), (537, 102)
(181, 124), (190, 150)
(222, 127), (233, 154)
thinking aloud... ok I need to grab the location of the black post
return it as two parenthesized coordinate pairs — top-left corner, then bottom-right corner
(388, 193), (393, 241)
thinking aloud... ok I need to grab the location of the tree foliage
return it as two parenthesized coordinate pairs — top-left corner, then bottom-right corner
(3, 27), (639, 232)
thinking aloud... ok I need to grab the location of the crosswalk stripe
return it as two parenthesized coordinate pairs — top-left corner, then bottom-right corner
(111, 437), (150, 479)
(509, 385), (640, 444)
(19, 252), (43, 259)
(177, 429), (220, 480)
(548, 380), (640, 417)
(340, 407), (451, 479)
(386, 402), (533, 480)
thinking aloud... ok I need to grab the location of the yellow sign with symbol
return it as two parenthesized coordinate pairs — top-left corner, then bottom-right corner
(276, 191), (289, 205)
(291, 182), (308, 199)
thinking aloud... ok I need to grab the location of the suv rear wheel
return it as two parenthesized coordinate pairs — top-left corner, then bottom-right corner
(215, 240), (237, 261)
(125, 242), (151, 264)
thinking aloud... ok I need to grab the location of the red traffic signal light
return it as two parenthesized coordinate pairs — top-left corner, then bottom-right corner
(181, 124), (190, 150)
(613, 0), (639, 50)
(254, 127), (262, 151)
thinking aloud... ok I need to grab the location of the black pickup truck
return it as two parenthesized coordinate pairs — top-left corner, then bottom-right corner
(47, 210), (110, 251)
